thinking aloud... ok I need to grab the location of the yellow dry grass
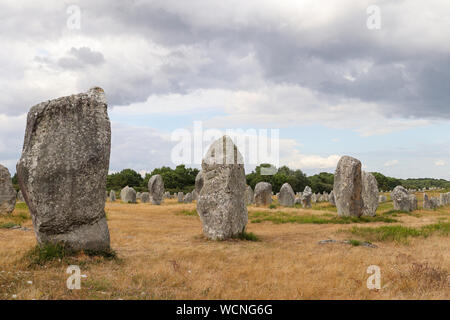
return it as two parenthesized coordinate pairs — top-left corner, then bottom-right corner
(0, 194), (449, 300)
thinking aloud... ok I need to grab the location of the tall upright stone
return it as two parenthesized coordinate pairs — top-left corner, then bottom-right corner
(244, 185), (254, 205)
(254, 182), (273, 206)
(140, 192), (150, 203)
(121, 186), (136, 203)
(177, 192), (184, 203)
(301, 186), (312, 208)
(0, 165), (16, 214)
(17, 190), (25, 203)
(109, 190), (116, 202)
(197, 136), (248, 240)
(16, 88), (111, 251)
(362, 171), (379, 217)
(329, 190), (336, 206)
(183, 192), (193, 203)
(148, 174), (164, 205)
(391, 186), (417, 212)
(279, 183), (295, 207)
(333, 156), (364, 217)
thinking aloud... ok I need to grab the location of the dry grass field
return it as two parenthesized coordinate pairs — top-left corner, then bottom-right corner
(0, 192), (449, 300)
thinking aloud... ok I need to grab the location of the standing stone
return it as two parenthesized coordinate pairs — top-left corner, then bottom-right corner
(0, 165), (16, 214)
(121, 186), (137, 203)
(254, 182), (273, 206)
(294, 197), (302, 205)
(16, 88), (111, 251)
(391, 186), (417, 212)
(177, 192), (184, 203)
(244, 185), (254, 205)
(148, 174), (164, 205)
(197, 136), (248, 240)
(301, 186), (312, 208)
(183, 192), (193, 203)
(140, 192), (150, 203)
(17, 190), (25, 203)
(109, 190), (116, 202)
(333, 156), (363, 217)
(279, 183), (295, 207)
(362, 171), (379, 217)
(195, 171), (204, 195)
(311, 193), (317, 204)
(378, 195), (387, 203)
(136, 192), (142, 200)
(329, 190), (336, 206)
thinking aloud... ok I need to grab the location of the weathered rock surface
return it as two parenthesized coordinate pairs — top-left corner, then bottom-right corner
(0, 165), (16, 214)
(378, 195), (387, 203)
(140, 192), (150, 203)
(16, 88), (111, 251)
(121, 186), (137, 203)
(244, 185), (254, 205)
(362, 171), (379, 217)
(254, 182), (273, 206)
(197, 136), (248, 240)
(391, 186), (417, 212)
(279, 183), (295, 207)
(329, 190), (335, 206)
(301, 186), (312, 208)
(148, 174), (164, 205)
(109, 190), (116, 202)
(177, 192), (184, 203)
(183, 192), (193, 203)
(195, 171), (204, 194)
(333, 156), (363, 217)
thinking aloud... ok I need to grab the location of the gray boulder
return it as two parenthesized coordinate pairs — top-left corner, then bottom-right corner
(16, 88), (111, 251)
(195, 171), (204, 194)
(254, 182), (273, 206)
(0, 165), (16, 214)
(362, 171), (379, 216)
(177, 192), (184, 203)
(184, 192), (193, 203)
(391, 186), (417, 212)
(140, 192), (150, 203)
(329, 190), (335, 206)
(279, 183), (295, 207)
(197, 136), (248, 240)
(136, 192), (142, 200)
(244, 185), (254, 205)
(301, 186), (312, 208)
(121, 186), (137, 203)
(17, 190), (25, 203)
(333, 156), (363, 217)
(148, 174), (164, 205)
(109, 190), (116, 202)
(378, 195), (387, 203)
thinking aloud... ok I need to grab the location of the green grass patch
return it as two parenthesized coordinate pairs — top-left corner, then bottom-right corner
(250, 211), (397, 225)
(177, 209), (198, 216)
(24, 243), (118, 267)
(347, 239), (362, 246)
(15, 202), (29, 210)
(345, 222), (450, 243)
(234, 231), (260, 242)
(0, 222), (19, 229)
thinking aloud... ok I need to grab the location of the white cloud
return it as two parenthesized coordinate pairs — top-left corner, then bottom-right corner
(435, 160), (446, 166)
(384, 160), (399, 167)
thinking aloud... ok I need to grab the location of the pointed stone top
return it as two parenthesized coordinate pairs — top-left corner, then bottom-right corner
(203, 135), (244, 166)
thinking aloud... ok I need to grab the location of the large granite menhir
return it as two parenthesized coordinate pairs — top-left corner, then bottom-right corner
(16, 88), (111, 251)
(148, 174), (164, 205)
(197, 136), (248, 240)
(334, 156), (363, 217)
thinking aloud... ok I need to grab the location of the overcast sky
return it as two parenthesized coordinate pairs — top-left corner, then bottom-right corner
(1, 0), (449, 179)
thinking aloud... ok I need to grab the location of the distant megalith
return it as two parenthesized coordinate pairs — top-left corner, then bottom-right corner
(121, 186), (136, 203)
(423, 193), (438, 210)
(184, 192), (193, 203)
(391, 186), (417, 212)
(177, 192), (184, 203)
(109, 190), (116, 202)
(148, 174), (164, 205)
(279, 183), (295, 207)
(244, 185), (254, 205)
(17, 190), (25, 203)
(333, 156), (364, 217)
(195, 171), (204, 195)
(197, 136), (248, 240)
(362, 171), (379, 216)
(0, 165), (16, 214)
(16, 88), (111, 251)
(254, 182), (273, 206)
(140, 192), (150, 203)
(301, 186), (312, 208)
(329, 190), (336, 206)
(378, 195), (387, 203)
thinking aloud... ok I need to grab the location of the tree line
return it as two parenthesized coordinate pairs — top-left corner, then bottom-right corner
(11, 165), (450, 194)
